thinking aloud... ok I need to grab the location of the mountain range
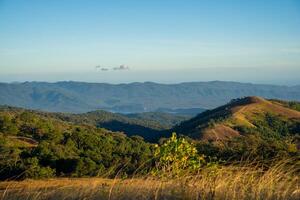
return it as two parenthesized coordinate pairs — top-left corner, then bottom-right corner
(1, 81), (300, 113)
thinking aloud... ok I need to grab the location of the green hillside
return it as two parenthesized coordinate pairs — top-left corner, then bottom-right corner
(0, 106), (190, 142)
(0, 108), (153, 180)
(173, 97), (300, 161)
(0, 97), (299, 180)
(126, 112), (189, 127)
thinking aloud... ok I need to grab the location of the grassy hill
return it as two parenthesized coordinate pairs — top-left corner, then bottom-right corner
(172, 97), (300, 162)
(174, 96), (300, 140)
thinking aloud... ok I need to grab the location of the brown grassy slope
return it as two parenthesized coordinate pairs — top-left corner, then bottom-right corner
(230, 96), (300, 124)
(175, 96), (300, 141)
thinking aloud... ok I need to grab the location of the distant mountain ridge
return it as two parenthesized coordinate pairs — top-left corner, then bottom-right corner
(1, 81), (300, 113)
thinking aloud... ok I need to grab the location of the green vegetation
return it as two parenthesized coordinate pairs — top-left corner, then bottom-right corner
(196, 133), (298, 163)
(270, 99), (300, 112)
(126, 112), (190, 127)
(0, 97), (299, 183)
(0, 106), (188, 142)
(153, 133), (207, 177)
(0, 110), (153, 180)
(185, 98), (300, 163)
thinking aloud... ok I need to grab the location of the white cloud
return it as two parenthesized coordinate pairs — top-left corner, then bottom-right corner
(113, 64), (130, 70)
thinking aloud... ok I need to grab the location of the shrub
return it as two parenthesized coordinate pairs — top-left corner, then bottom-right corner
(153, 132), (206, 177)
(23, 157), (55, 179)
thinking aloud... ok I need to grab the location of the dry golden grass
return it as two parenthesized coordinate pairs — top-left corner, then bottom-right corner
(0, 161), (299, 200)
(202, 124), (240, 140)
(201, 97), (300, 141)
(231, 96), (300, 125)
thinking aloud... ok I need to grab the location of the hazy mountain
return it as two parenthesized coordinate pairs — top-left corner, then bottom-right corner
(1, 81), (300, 113)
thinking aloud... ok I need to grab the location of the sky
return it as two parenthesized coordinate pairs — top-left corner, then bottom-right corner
(0, 0), (300, 85)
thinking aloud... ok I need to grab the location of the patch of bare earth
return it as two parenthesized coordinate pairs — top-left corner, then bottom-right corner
(202, 124), (240, 141)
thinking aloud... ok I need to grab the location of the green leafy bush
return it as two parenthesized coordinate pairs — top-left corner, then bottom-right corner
(23, 157), (56, 179)
(153, 133), (206, 177)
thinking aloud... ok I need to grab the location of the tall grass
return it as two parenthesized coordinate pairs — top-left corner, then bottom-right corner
(0, 161), (299, 200)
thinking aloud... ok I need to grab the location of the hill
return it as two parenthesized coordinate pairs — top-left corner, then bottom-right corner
(0, 106), (189, 142)
(0, 107), (154, 180)
(174, 96), (300, 141)
(1, 81), (300, 113)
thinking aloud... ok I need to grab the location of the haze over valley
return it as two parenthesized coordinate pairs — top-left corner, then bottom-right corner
(1, 81), (300, 113)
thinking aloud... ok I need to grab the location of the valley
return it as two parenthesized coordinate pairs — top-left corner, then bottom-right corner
(1, 81), (299, 113)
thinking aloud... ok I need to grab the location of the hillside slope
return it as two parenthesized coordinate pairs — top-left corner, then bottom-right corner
(0, 107), (153, 179)
(174, 96), (300, 141)
(0, 106), (186, 142)
(1, 81), (300, 113)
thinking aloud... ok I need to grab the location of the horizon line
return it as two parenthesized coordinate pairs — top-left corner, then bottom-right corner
(1, 80), (299, 87)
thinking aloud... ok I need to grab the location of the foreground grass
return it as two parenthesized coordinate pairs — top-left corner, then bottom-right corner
(0, 163), (299, 200)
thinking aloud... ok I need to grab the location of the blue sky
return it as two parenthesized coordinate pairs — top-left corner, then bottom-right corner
(0, 0), (300, 84)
